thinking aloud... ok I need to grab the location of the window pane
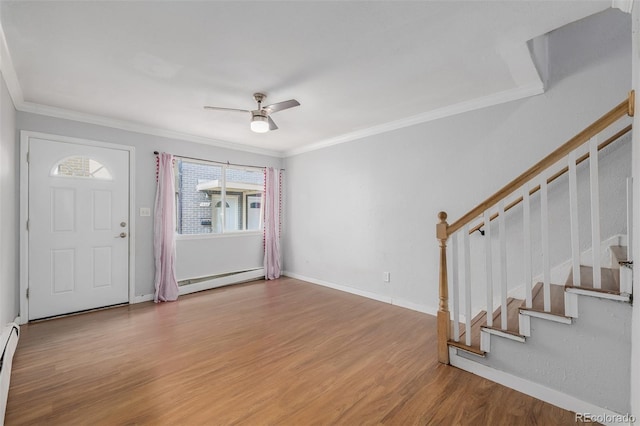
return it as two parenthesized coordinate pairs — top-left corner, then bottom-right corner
(175, 160), (265, 235)
(52, 156), (112, 180)
(176, 159), (223, 234)
(225, 167), (264, 231)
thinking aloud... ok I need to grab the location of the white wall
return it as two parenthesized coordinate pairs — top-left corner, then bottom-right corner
(283, 9), (632, 314)
(175, 234), (263, 281)
(16, 112), (282, 299)
(0, 71), (18, 325)
(630, 0), (640, 417)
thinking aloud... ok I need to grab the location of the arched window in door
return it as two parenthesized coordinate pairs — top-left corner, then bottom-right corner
(51, 156), (113, 180)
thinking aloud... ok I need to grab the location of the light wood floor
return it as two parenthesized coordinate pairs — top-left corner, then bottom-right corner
(6, 277), (576, 425)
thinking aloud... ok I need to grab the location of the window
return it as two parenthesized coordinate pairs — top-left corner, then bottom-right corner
(51, 156), (112, 180)
(175, 158), (264, 235)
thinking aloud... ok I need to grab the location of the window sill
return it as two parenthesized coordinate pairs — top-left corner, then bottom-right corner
(175, 231), (263, 241)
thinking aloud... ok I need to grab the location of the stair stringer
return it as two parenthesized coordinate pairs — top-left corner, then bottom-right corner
(453, 295), (632, 417)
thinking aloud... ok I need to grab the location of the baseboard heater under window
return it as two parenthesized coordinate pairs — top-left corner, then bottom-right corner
(0, 323), (20, 423)
(178, 268), (265, 295)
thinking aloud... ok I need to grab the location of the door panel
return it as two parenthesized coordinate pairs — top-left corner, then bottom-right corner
(28, 138), (130, 320)
(92, 191), (112, 230)
(51, 187), (76, 232)
(51, 249), (75, 293)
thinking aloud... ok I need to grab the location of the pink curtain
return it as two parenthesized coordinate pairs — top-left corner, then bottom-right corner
(264, 167), (281, 280)
(154, 153), (179, 302)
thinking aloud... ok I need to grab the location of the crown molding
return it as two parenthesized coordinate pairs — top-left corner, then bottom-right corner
(285, 81), (544, 157)
(2, 18), (544, 161)
(14, 82), (544, 161)
(16, 101), (285, 158)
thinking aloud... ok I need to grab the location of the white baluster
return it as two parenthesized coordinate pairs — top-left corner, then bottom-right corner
(484, 210), (493, 327)
(452, 232), (460, 342)
(523, 183), (532, 308)
(568, 150), (581, 287)
(590, 136), (602, 289)
(541, 176), (551, 311)
(463, 224), (472, 346)
(498, 200), (507, 330)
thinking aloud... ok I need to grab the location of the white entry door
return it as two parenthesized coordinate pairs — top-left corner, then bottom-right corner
(211, 194), (239, 232)
(28, 137), (130, 320)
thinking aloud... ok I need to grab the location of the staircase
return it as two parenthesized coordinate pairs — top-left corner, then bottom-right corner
(436, 92), (635, 417)
(448, 245), (631, 357)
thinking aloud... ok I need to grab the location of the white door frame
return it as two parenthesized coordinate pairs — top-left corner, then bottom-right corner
(19, 131), (136, 324)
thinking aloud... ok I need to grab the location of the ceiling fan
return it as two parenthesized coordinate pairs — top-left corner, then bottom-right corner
(204, 93), (300, 133)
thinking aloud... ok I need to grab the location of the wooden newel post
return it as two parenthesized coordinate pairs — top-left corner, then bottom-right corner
(436, 211), (450, 364)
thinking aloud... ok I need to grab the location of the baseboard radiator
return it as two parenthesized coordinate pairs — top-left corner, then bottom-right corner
(0, 323), (19, 424)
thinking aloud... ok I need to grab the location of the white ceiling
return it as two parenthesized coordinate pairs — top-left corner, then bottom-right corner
(0, 1), (611, 156)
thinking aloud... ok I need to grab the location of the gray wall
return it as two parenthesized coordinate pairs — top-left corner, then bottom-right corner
(0, 72), (18, 326)
(460, 296), (632, 414)
(630, 0), (640, 416)
(283, 9), (632, 314)
(16, 112), (283, 299)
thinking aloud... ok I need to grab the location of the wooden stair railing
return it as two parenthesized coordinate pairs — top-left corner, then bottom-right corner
(469, 124), (632, 235)
(436, 211), (450, 363)
(436, 90), (635, 364)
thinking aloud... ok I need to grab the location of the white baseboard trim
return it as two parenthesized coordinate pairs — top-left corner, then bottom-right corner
(392, 299), (438, 316)
(284, 272), (391, 303)
(449, 348), (633, 426)
(282, 271), (438, 316)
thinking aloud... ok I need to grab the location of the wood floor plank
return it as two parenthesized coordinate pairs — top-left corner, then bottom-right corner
(6, 277), (577, 425)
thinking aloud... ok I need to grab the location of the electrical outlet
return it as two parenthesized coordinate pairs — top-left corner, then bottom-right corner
(383, 272), (390, 283)
(140, 207), (151, 217)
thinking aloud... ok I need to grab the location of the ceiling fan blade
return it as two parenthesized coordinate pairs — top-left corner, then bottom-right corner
(268, 116), (278, 131)
(263, 99), (300, 114)
(204, 106), (250, 113)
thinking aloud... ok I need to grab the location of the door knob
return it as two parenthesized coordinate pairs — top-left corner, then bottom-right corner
(116, 232), (127, 238)
(120, 222), (127, 227)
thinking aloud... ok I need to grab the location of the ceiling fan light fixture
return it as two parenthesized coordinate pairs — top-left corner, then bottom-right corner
(205, 93), (299, 133)
(250, 114), (270, 133)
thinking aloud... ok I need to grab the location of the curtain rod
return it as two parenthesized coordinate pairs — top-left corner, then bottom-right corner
(153, 151), (285, 171)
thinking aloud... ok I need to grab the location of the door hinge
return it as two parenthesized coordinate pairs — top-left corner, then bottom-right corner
(26, 219), (29, 231)
(26, 288), (29, 299)
(26, 152), (29, 163)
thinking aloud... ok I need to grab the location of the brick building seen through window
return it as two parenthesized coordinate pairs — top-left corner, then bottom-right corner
(175, 159), (264, 235)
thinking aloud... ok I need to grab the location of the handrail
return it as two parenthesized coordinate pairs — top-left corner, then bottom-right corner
(469, 124), (633, 234)
(436, 91), (634, 365)
(446, 91), (635, 237)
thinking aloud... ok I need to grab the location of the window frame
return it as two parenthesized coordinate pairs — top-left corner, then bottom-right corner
(174, 157), (265, 239)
